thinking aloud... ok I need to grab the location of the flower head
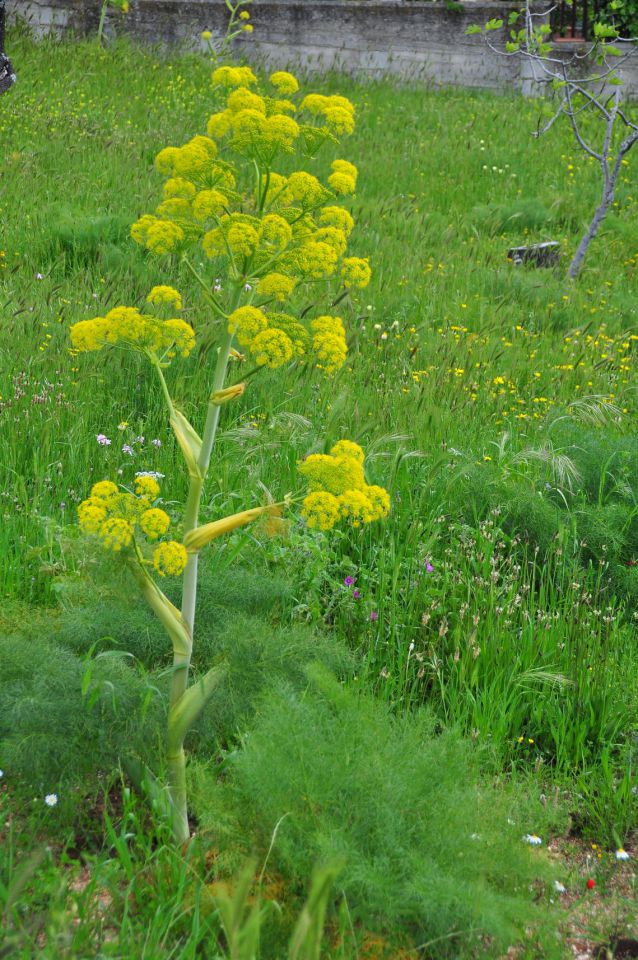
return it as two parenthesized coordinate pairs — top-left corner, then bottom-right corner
(299, 441), (389, 532)
(140, 508), (171, 541)
(270, 71), (299, 95)
(147, 285), (183, 310)
(250, 328), (294, 368)
(44, 793), (58, 807)
(341, 257), (371, 289)
(153, 541), (188, 577)
(522, 834), (542, 846)
(134, 474), (161, 499)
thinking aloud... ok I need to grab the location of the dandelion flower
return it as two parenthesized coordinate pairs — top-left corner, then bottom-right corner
(44, 794), (58, 807)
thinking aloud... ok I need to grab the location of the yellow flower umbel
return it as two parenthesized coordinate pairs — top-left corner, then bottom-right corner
(69, 290), (194, 363)
(153, 541), (189, 577)
(299, 441), (390, 530)
(341, 257), (371, 289)
(147, 285), (183, 310)
(140, 508), (171, 540)
(78, 476), (175, 552)
(270, 71), (299, 95)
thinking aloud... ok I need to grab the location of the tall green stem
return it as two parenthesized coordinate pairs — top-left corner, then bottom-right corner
(166, 283), (243, 843)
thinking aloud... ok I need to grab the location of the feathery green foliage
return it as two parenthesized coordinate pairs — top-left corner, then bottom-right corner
(194, 667), (564, 956)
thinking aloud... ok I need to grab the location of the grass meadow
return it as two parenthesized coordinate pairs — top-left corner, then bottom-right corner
(1, 27), (638, 959)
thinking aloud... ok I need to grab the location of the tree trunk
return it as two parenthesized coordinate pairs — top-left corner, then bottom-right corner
(567, 182), (615, 280)
(0, 0), (17, 94)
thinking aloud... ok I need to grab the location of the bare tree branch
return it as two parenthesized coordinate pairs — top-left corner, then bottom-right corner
(477, 0), (638, 278)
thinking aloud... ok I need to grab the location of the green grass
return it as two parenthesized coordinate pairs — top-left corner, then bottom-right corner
(1, 28), (637, 958)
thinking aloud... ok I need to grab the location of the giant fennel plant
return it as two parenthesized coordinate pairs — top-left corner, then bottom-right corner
(70, 65), (389, 843)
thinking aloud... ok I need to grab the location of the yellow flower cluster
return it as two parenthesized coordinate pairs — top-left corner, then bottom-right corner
(78, 477), (187, 576)
(153, 540), (189, 577)
(270, 71), (299, 95)
(250, 328), (294, 368)
(299, 441), (390, 530)
(206, 83), (302, 159)
(146, 285), (183, 310)
(140, 508), (171, 540)
(135, 474), (161, 498)
(327, 159), (357, 195)
(257, 271), (297, 301)
(130, 133), (238, 256)
(299, 93), (356, 136)
(212, 65), (258, 88)
(341, 257), (371, 288)
(78, 478), (160, 548)
(133, 218), (185, 256)
(311, 315), (348, 374)
(69, 295), (194, 361)
(131, 69), (366, 312)
(227, 306), (347, 374)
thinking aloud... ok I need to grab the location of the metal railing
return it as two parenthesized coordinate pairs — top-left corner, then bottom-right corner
(550, 0), (604, 40)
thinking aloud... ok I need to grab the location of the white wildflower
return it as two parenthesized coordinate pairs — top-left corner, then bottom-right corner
(523, 833), (542, 846)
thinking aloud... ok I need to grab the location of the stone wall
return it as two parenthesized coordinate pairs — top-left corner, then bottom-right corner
(6, 0), (638, 95)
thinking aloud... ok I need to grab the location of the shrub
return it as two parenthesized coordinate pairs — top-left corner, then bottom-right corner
(0, 633), (163, 793)
(194, 667), (562, 956)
